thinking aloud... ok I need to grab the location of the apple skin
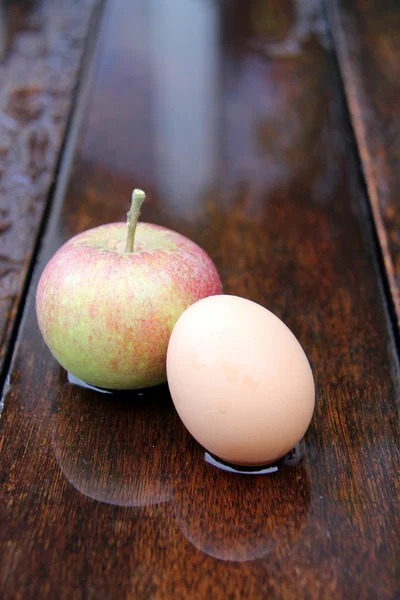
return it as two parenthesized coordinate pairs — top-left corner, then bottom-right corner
(36, 222), (222, 389)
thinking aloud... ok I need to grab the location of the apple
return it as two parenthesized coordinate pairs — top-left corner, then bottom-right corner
(36, 189), (222, 389)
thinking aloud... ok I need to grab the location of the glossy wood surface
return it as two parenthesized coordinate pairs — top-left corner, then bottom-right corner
(327, 0), (400, 324)
(0, 0), (99, 377)
(1, 1), (400, 598)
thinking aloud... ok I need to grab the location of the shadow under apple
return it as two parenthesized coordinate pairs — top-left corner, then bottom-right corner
(51, 373), (183, 507)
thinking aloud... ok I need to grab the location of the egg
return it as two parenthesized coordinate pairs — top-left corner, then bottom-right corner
(166, 295), (315, 466)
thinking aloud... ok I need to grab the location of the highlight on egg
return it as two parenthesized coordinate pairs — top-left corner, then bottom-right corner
(166, 295), (315, 466)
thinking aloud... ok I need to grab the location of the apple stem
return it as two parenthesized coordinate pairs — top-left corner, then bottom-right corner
(125, 189), (146, 253)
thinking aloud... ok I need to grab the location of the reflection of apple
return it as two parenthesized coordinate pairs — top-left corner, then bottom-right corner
(51, 379), (181, 506)
(173, 446), (311, 562)
(36, 190), (222, 389)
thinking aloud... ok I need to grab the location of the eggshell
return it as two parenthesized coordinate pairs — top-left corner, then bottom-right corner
(166, 295), (315, 466)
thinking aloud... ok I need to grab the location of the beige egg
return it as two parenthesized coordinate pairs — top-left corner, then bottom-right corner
(166, 295), (315, 466)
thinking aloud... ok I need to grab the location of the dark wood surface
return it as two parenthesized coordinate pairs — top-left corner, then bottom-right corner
(0, 0), (99, 378)
(1, 0), (400, 598)
(327, 0), (400, 324)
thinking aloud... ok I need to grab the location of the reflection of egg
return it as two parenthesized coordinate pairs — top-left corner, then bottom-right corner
(173, 454), (311, 562)
(167, 295), (315, 466)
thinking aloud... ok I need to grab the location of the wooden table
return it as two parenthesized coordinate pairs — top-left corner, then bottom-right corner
(0, 1), (399, 598)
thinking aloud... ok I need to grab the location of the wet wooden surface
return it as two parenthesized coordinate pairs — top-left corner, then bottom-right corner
(1, 0), (400, 598)
(327, 0), (400, 325)
(0, 0), (99, 378)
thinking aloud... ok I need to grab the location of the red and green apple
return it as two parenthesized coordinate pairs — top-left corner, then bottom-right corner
(36, 190), (222, 389)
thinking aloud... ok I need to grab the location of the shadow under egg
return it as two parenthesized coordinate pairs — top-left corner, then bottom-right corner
(172, 444), (311, 562)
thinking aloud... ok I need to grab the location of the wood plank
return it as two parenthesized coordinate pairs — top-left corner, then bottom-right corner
(0, 0), (101, 378)
(1, 0), (399, 598)
(327, 0), (400, 325)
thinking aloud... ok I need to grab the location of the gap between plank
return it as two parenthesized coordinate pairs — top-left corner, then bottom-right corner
(0, 0), (107, 404)
(321, 0), (400, 361)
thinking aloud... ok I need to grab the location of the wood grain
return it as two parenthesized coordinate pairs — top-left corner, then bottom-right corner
(326, 0), (400, 326)
(0, 0), (100, 377)
(1, 0), (399, 598)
